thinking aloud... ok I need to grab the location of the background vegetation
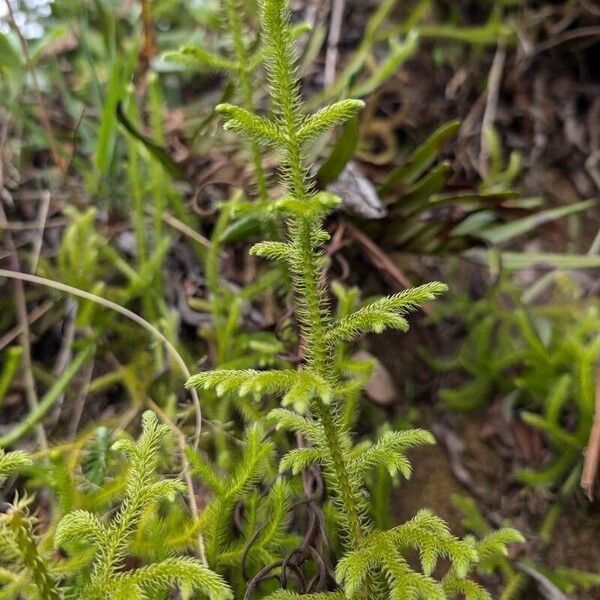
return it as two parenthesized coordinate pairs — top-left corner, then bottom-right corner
(0, 0), (599, 598)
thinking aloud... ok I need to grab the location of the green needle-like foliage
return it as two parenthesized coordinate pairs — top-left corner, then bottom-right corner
(437, 283), (600, 491)
(0, 450), (67, 600)
(264, 593), (346, 600)
(326, 282), (448, 343)
(186, 425), (294, 573)
(0, 4), (526, 600)
(188, 369), (331, 411)
(4, 502), (61, 600)
(165, 0), (269, 199)
(0, 449), (31, 486)
(1, 451), (62, 600)
(55, 411), (231, 600)
(185, 0), (522, 597)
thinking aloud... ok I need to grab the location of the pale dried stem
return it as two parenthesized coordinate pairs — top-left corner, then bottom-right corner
(0, 202), (48, 449)
(581, 364), (600, 501)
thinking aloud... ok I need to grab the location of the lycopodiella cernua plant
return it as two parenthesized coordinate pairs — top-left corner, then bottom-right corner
(0, 2), (524, 599)
(1, 418), (232, 600)
(187, 0), (522, 598)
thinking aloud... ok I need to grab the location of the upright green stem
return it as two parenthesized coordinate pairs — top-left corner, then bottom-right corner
(224, 0), (268, 200)
(295, 220), (366, 546)
(270, 18), (368, 548)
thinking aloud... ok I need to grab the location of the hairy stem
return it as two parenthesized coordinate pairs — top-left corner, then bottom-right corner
(296, 221), (366, 545)
(270, 14), (368, 549)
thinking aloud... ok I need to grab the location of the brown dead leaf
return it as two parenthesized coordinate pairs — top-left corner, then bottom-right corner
(354, 350), (397, 406)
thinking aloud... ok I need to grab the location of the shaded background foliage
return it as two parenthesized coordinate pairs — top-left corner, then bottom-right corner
(1, 0), (600, 598)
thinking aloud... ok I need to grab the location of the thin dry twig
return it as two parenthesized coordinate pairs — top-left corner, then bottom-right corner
(535, 26), (600, 54)
(30, 191), (51, 274)
(48, 300), (77, 427)
(581, 0), (600, 17)
(344, 221), (413, 289)
(0, 115), (9, 192)
(342, 221), (436, 315)
(324, 0), (345, 89)
(140, 0), (156, 70)
(480, 41), (506, 175)
(147, 207), (213, 250)
(0, 218), (68, 231)
(0, 299), (54, 352)
(67, 359), (94, 439)
(0, 202), (48, 450)
(581, 364), (600, 501)
(0, 268), (203, 451)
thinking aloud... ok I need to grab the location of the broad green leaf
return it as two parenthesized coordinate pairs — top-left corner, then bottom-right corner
(379, 120), (460, 195)
(116, 102), (185, 180)
(419, 13), (516, 46)
(220, 216), (268, 244)
(94, 55), (123, 179)
(390, 161), (453, 214)
(317, 116), (360, 185)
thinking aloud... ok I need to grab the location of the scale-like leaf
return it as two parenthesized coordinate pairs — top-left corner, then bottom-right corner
(114, 557), (232, 599)
(354, 429), (435, 478)
(298, 100), (365, 143)
(279, 447), (323, 474)
(216, 103), (286, 146)
(327, 282), (447, 344)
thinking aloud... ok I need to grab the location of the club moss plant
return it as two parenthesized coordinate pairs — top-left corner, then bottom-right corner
(186, 0), (523, 598)
(0, 2), (525, 598)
